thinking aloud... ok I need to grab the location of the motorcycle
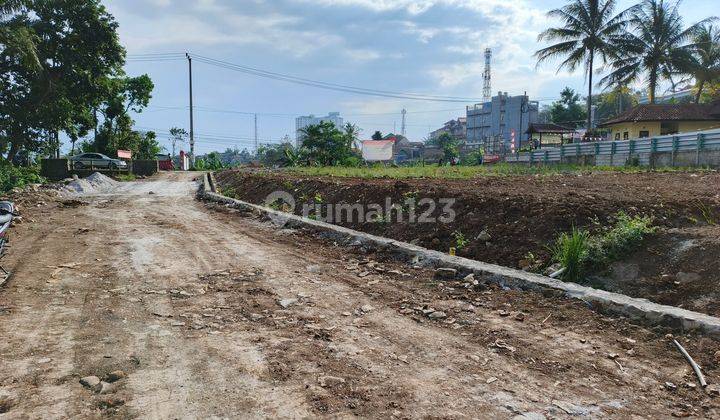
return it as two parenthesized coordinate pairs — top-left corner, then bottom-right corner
(0, 201), (15, 282)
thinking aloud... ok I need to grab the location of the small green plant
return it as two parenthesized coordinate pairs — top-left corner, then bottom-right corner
(268, 198), (292, 212)
(552, 227), (589, 283)
(219, 186), (238, 199)
(115, 173), (137, 182)
(551, 212), (656, 283)
(695, 201), (717, 226)
(403, 190), (419, 200)
(452, 230), (470, 250)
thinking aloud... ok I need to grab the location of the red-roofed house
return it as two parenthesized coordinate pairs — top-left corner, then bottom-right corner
(599, 101), (720, 140)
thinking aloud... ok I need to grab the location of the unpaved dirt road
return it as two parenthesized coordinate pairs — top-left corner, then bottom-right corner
(1, 172), (720, 418)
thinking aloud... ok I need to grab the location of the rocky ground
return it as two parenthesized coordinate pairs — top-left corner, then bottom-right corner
(1, 172), (720, 418)
(216, 169), (720, 317)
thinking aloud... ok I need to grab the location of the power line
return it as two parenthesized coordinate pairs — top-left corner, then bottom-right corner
(143, 105), (468, 118)
(128, 52), (487, 103)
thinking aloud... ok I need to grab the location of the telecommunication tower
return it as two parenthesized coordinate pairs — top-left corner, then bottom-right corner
(401, 108), (407, 137)
(483, 48), (492, 103)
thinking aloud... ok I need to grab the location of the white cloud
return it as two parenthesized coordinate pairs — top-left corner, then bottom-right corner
(108, 2), (383, 61)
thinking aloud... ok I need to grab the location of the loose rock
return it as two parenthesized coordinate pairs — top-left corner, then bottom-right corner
(106, 370), (126, 382)
(80, 376), (101, 391)
(318, 375), (346, 388)
(428, 311), (447, 319)
(278, 298), (298, 308)
(435, 268), (457, 280)
(476, 230), (491, 242)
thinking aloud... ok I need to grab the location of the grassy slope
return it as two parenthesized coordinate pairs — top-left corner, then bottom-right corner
(285, 163), (704, 179)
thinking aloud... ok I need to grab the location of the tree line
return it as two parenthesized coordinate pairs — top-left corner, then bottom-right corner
(0, 0), (160, 166)
(536, 0), (719, 130)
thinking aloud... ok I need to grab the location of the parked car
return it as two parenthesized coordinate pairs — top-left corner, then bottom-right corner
(69, 153), (128, 170)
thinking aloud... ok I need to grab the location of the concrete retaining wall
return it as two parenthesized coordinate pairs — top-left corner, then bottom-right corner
(40, 159), (70, 180)
(199, 172), (720, 336)
(131, 160), (159, 176)
(650, 149), (720, 168)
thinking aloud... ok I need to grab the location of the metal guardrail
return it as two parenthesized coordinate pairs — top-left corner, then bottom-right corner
(505, 129), (720, 165)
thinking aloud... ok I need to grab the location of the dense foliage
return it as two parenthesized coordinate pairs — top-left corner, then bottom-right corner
(0, 161), (44, 192)
(547, 88), (587, 128)
(0, 0), (157, 164)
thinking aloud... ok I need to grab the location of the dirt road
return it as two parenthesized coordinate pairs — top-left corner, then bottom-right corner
(1, 172), (720, 418)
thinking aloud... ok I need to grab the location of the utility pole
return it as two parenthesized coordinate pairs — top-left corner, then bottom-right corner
(186, 53), (195, 167)
(254, 114), (258, 153)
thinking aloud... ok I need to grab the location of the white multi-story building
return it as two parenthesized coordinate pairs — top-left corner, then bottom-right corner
(295, 112), (344, 147)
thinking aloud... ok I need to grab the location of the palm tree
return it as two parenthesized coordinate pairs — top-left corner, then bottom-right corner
(0, 0), (40, 70)
(687, 24), (720, 103)
(535, 0), (635, 131)
(602, 0), (716, 103)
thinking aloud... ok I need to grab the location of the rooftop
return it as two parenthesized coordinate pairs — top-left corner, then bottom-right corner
(600, 102), (720, 126)
(526, 123), (576, 134)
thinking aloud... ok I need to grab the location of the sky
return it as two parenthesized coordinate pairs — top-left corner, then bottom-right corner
(104, 0), (714, 154)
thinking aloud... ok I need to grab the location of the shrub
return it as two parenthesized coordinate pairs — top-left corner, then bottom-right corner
(552, 227), (589, 283)
(452, 230), (470, 250)
(0, 163), (45, 192)
(552, 212), (655, 283)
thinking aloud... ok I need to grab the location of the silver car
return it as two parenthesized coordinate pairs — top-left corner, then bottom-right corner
(70, 153), (128, 170)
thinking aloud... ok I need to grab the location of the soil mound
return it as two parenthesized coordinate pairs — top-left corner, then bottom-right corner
(62, 172), (118, 195)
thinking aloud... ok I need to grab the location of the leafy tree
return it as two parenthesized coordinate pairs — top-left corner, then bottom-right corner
(700, 79), (720, 102)
(549, 88), (588, 128)
(299, 121), (357, 166)
(195, 152), (224, 170)
(602, 0), (715, 103)
(686, 24), (720, 103)
(257, 143), (296, 167)
(0, 1), (39, 71)
(85, 75), (154, 157)
(436, 132), (459, 161)
(592, 87), (638, 122)
(535, 0), (635, 130)
(0, 0), (127, 162)
(371, 130), (383, 140)
(169, 127), (188, 158)
(136, 131), (161, 160)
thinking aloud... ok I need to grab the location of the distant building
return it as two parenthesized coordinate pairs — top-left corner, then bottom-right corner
(295, 112), (344, 147)
(429, 117), (467, 142)
(361, 135), (424, 163)
(598, 101), (720, 140)
(466, 92), (539, 154)
(638, 87), (694, 105)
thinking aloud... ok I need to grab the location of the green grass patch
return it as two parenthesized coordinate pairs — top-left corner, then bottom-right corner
(552, 212), (656, 283)
(114, 173), (137, 182)
(0, 164), (45, 192)
(284, 163), (705, 179)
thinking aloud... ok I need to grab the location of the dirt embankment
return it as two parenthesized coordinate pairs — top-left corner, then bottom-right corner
(215, 169), (720, 316)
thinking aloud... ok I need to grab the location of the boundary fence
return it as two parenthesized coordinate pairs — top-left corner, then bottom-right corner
(505, 128), (720, 167)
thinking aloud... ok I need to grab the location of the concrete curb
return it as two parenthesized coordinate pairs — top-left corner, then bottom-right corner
(200, 172), (720, 336)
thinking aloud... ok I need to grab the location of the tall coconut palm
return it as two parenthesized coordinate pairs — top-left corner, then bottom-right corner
(535, 0), (635, 131)
(601, 0), (716, 103)
(686, 24), (720, 103)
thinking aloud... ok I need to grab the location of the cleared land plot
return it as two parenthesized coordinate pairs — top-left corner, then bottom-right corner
(1, 172), (720, 418)
(216, 168), (720, 317)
